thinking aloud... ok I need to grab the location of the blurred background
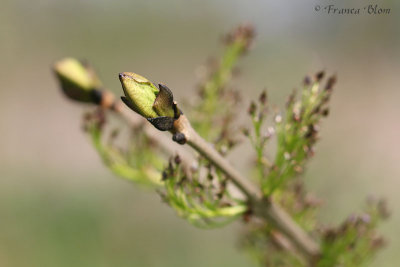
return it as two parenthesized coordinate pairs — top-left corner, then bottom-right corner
(1, 0), (399, 266)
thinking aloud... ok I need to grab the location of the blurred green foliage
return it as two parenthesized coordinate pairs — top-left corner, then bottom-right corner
(161, 156), (247, 228)
(85, 110), (164, 187)
(264, 74), (334, 195)
(318, 198), (389, 267)
(242, 73), (389, 266)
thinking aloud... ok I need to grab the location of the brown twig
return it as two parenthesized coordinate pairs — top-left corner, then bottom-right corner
(101, 91), (320, 263)
(172, 114), (321, 263)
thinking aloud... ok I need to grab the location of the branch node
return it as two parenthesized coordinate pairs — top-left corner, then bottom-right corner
(172, 132), (187, 144)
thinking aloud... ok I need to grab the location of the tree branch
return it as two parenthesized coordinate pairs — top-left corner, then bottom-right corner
(172, 114), (321, 263)
(98, 90), (320, 263)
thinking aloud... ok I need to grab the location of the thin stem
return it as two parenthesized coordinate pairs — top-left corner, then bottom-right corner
(105, 92), (320, 263)
(173, 114), (321, 263)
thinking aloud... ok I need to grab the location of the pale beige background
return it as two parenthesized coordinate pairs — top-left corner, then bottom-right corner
(0, 0), (399, 266)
